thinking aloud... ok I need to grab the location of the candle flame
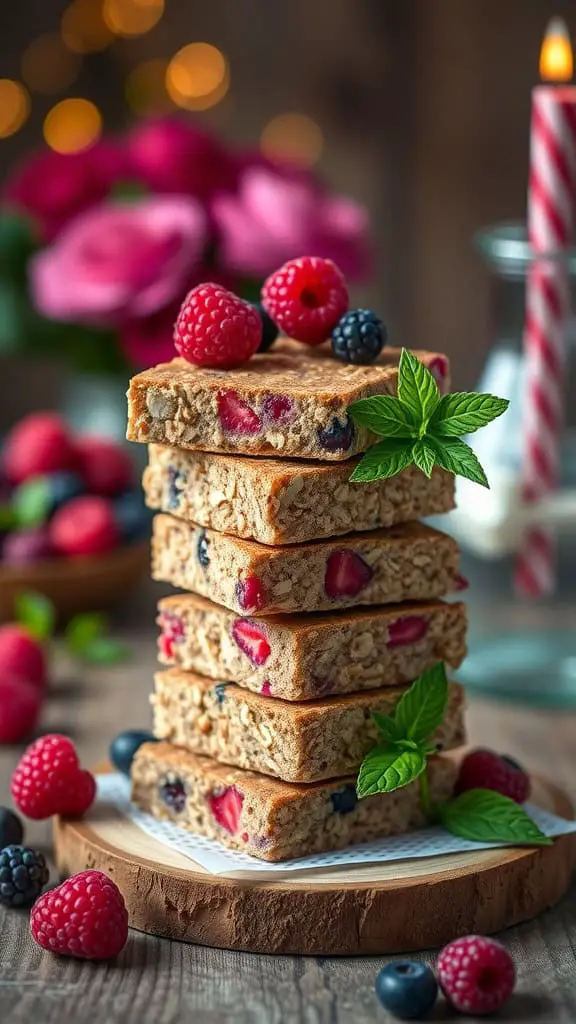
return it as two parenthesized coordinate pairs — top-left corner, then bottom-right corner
(540, 17), (573, 81)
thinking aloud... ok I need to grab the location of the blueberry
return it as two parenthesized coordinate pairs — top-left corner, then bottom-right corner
(331, 309), (387, 365)
(330, 785), (358, 815)
(197, 529), (210, 569)
(213, 682), (227, 706)
(45, 472), (83, 510)
(375, 961), (438, 1020)
(317, 417), (355, 453)
(252, 303), (279, 353)
(159, 776), (186, 813)
(0, 807), (23, 848)
(167, 466), (182, 510)
(114, 491), (153, 542)
(110, 729), (157, 776)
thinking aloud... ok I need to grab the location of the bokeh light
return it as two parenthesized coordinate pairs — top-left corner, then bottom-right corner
(61, 0), (114, 53)
(126, 59), (173, 115)
(22, 34), (80, 95)
(103, 0), (164, 37)
(43, 98), (102, 153)
(166, 42), (229, 111)
(260, 113), (324, 167)
(0, 80), (30, 138)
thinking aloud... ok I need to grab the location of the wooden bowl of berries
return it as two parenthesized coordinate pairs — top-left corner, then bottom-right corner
(0, 412), (151, 622)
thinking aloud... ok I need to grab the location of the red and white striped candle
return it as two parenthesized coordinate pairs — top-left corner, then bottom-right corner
(515, 20), (576, 598)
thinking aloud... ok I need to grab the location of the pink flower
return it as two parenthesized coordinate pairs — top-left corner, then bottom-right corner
(30, 196), (207, 325)
(127, 117), (238, 200)
(2, 142), (125, 242)
(212, 166), (372, 281)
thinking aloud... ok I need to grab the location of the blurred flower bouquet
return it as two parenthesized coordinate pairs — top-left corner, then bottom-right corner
(0, 117), (372, 375)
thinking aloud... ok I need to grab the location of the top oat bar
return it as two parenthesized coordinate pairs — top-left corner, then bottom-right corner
(126, 339), (449, 461)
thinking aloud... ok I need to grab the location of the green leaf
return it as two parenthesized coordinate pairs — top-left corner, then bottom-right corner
(393, 663), (449, 744)
(65, 612), (107, 656)
(0, 504), (17, 530)
(12, 477), (51, 528)
(357, 745), (426, 798)
(412, 438), (436, 478)
(440, 789), (552, 846)
(78, 637), (130, 665)
(15, 591), (55, 641)
(429, 392), (509, 437)
(348, 395), (418, 438)
(397, 348), (440, 427)
(110, 180), (148, 201)
(428, 436), (489, 488)
(371, 711), (401, 743)
(349, 437), (415, 483)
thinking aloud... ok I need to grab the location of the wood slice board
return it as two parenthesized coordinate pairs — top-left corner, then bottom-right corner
(53, 771), (576, 956)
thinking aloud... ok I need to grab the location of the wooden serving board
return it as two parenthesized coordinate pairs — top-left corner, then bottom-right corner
(53, 771), (576, 956)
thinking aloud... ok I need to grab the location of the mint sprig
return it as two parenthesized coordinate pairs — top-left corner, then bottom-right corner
(64, 612), (129, 664)
(348, 348), (508, 487)
(440, 789), (551, 847)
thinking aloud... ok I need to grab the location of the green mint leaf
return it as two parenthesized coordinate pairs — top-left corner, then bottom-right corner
(110, 180), (148, 201)
(428, 436), (489, 488)
(357, 745), (426, 798)
(349, 438), (414, 483)
(78, 637), (130, 665)
(348, 395), (418, 438)
(65, 612), (108, 656)
(393, 663), (449, 745)
(398, 348), (440, 428)
(15, 591), (55, 641)
(371, 711), (401, 743)
(13, 477), (51, 528)
(0, 504), (17, 530)
(412, 438), (436, 478)
(430, 392), (509, 437)
(440, 789), (552, 846)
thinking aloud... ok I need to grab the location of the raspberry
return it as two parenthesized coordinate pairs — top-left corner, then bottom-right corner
(11, 733), (96, 820)
(386, 615), (429, 648)
(324, 549), (373, 600)
(208, 785), (243, 834)
(428, 356), (448, 394)
(0, 624), (47, 689)
(262, 256), (349, 346)
(260, 682), (272, 696)
(455, 748), (530, 804)
(76, 437), (133, 496)
(0, 846), (49, 908)
(2, 526), (55, 564)
(30, 869), (128, 960)
(437, 935), (516, 1015)
(49, 495), (120, 557)
(2, 412), (77, 485)
(0, 678), (42, 743)
(331, 309), (388, 364)
(232, 619), (271, 666)
(236, 577), (267, 612)
(262, 394), (295, 426)
(217, 391), (262, 435)
(174, 283), (262, 368)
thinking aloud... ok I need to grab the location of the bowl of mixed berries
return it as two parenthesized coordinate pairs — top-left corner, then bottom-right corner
(0, 411), (150, 620)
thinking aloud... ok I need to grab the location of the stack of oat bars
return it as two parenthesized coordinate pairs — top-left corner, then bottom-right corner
(126, 339), (468, 862)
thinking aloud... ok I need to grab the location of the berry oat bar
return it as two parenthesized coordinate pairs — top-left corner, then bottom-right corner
(127, 340), (449, 462)
(131, 741), (457, 861)
(151, 514), (460, 615)
(151, 669), (466, 783)
(144, 443), (455, 546)
(157, 593), (468, 700)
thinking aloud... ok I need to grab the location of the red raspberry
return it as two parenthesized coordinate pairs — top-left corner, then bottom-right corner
(217, 391), (262, 435)
(455, 748), (531, 804)
(236, 577), (267, 612)
(261, 256), (349, 346)
(386, 615), (429, 648)
(0, 677), (42, 743)
(31, 869), (128, 960)
(0, 625), (47, 689)
(11, 733), (96, 820)
(49, 495), (120, 557)
(324, 549), (373, 599)
(208, 785), (244, 834)
(174, 283), (262, 368)
(3, 412), (77, 485)
(437, 935), (516, 1015)
(76, 437), (133, 496)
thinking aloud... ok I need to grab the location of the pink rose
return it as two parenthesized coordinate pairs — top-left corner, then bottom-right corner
(127, 117), (238, 200)
(212, 166), (372, 281)
(30, 196), (207, 325)
(2, 142), (125, 242)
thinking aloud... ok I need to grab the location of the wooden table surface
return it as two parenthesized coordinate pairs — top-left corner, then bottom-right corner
(1, 580), (576, 1024)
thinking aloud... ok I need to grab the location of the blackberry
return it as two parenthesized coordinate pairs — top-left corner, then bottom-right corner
(331, 309), (387, 365)
(253, 303), (279, 353)
(197, 529), (210, 568)
(317, 416), (355, 453)
(0, 845), (49, 908)
(330, 785), (357, 815)
(0, 807), (23, 849)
